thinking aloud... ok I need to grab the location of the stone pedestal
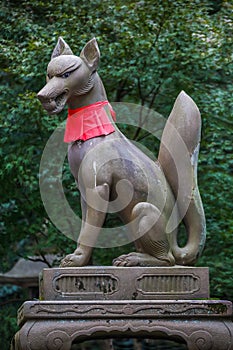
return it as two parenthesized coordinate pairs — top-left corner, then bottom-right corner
(39, 266), (209, 301)
(13, 267), (233, 350)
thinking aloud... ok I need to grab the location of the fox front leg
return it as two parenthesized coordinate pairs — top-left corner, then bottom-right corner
(60, 183), (109, 267)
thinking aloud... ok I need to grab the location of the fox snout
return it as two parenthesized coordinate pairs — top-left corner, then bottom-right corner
(37, 89), (51, 105)
(37, 89), (49, 103)
(37, 80), (69, 115)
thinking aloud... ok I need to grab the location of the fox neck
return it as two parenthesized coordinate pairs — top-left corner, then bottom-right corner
(67, 72), (108, 110)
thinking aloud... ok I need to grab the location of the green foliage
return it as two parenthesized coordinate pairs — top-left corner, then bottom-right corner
(0, 0), (232, 307)
(0, 301), (21, 349)
(0, 285), (24, 349)
(0, 303), (20, 350)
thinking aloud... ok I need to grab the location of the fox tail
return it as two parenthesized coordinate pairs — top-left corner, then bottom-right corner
(158, 91), (206, 265)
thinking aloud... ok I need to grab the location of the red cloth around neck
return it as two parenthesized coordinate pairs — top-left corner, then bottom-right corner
(64, 100), (116, 143)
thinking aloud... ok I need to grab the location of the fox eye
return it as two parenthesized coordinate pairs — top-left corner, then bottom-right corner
(61, 71), (71, 78)
(47, 73), (52, 80)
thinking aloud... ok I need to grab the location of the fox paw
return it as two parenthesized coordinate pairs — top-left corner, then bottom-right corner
(113, 253), (141, 267)
(113, 252), (174, 267)
(60, 246), (90, 267)
(60, 253), (83, 267)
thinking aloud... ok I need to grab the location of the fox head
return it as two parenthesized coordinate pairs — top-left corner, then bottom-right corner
(37, 37), (100, 114)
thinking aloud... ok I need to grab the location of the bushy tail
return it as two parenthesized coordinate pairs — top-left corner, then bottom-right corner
(158, 91), (206, 265)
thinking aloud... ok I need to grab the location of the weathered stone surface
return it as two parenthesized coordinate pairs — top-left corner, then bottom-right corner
(13, 267), (233, 350)
(39, 266), (209, 300)
(18, 300), (232, 326)
(14, 299), (233, 350)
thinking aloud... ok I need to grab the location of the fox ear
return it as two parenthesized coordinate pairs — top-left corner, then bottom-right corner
(80, 38), (100, 71)
(51, 37), (73, 59)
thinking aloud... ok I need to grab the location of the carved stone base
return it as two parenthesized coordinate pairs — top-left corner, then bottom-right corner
(13, 267), (233, 350)
(13, 299), (233, 350)
(39, 266), (210, 300)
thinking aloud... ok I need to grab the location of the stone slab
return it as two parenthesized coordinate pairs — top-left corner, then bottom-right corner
(18, 299), (232, 326)
(14, 300), (233, 350)
(39, 266), (209, 300)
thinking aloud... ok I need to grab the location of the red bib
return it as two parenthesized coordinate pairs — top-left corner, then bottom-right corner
(64, 100), (116, 143)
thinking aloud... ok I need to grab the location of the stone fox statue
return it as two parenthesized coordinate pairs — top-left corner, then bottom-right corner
(37, 37), (206, 267)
